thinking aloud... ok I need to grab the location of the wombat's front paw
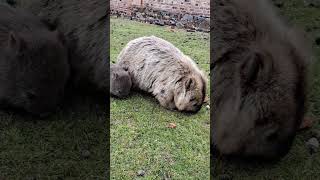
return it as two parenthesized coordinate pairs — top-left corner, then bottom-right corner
(158, 99), (176, 110)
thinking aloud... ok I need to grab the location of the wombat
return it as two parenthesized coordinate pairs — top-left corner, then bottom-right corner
(110, 64), (132, 98)
(0, 4), (70, 116)
(117, 36), (207, 112)
(212, 0), (311, 159)
(12, 0), (109, 93)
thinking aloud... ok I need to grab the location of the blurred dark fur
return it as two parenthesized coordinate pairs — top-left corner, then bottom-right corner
(0, 3), (69, 116)
(211, 0), (311, 159)
(12, 0), (109, 93)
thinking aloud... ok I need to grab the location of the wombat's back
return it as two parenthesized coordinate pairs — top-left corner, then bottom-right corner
(0, 4), (48, 40)
(117, 36), (207, 112)
(12, 0), (109, 93)
(117, 36), (204, 91)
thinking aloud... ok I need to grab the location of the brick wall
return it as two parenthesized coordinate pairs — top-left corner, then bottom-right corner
(111, 0), (210, 17)
(110, 0), (131, 13)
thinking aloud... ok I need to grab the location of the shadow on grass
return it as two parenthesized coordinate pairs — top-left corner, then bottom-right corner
(0, 91), (108, 179)
(211, 153), (290, 179)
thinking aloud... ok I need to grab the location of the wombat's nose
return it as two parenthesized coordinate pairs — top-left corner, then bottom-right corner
(273, 141), (292, 159)
(185, 105), (202, 114)
(193, 104), (202, 112)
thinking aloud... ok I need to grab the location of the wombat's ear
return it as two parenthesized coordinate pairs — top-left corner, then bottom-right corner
(240, 51), (273, 84)
(185, 77), (195, 90)
(8, 31), (26, 53)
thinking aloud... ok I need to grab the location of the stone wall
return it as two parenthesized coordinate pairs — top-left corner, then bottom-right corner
(144, 0), (210, 16)
(111, 0), (210, 16)
(110, 0), (210, 32)
(110, 0), (131, 14)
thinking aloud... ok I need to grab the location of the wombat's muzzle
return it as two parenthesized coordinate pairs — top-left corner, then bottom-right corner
(181, 104), (203, 114)
(195, 104), (203, 112)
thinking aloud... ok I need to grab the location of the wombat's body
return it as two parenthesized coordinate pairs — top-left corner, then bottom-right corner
(13, 0), (109, 93)
(110, 64), (132, 98)
(0, 4), (69, 116)
(212, 0), (311, 159)
(117, 36), (207, 112)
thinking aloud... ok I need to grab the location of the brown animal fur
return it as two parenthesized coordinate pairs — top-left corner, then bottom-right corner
(0, 4), (69, 117)
(211, 0), (311, 159)
(12, 0), (108, 94)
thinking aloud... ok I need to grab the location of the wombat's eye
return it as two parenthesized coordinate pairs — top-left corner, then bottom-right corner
(26, 92), (37, 100)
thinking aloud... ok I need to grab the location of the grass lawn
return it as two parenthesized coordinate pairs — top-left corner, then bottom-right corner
(212, 1), (320, 179)
(110, 18), (210, 179)
(0, 94), (108, 179)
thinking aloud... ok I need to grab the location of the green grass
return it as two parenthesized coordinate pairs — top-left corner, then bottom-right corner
(213, 1), (320, 179)
(110, 18), (210, 179)
(0, 95), (108, 178)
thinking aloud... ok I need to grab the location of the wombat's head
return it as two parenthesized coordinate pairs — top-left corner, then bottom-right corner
(110, 65), (132, 98)
(213, 41), (308, 159)
(0, 30), (69, 117)
(174, 74), (207, 112)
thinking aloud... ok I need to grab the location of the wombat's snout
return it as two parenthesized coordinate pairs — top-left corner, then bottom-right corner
(189, 104), (202, 113)
(219, 137), (292, 160)
(271, 142), (292, 159)
(177, 102), (203, 113)
(240, 125), (295, 159)
(246, 140), (292, 160)
(116, 89), (130, 98)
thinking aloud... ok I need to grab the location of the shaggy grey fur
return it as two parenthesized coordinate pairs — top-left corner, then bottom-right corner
(212, 0), (311, 159)
(117, 36), (207, 112)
